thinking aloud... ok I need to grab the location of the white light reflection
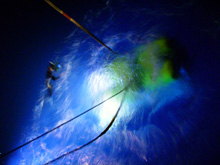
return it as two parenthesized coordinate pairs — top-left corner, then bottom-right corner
(88, 69), (114, 96)
(98, 96), (121, 128)
(88, 69), (123, 128)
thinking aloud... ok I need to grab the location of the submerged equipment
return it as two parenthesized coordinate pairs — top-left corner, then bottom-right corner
(44, 0), (116, 54)
(0, 86), (128, 160)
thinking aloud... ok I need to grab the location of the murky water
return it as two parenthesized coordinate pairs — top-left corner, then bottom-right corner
(6, 0), (220, 164)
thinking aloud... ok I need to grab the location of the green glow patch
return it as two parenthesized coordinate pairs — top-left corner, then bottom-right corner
(106, 57), (132, 92)
(135, 38), (174, 90)
(105, 38), (176, 96)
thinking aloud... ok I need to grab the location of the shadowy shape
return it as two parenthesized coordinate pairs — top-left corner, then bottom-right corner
(166, 37), (189, 79)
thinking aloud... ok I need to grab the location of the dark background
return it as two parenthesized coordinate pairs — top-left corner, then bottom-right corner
(0, 0), (101, 156)
(0, 0), (219, 164)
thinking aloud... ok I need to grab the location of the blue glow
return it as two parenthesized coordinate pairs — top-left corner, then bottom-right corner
(5, 1), (219, 164)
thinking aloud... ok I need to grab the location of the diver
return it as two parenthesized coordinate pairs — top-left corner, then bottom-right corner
(46, 61), (61, 96)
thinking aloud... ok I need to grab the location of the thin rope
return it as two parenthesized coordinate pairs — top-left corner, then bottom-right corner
(44, 0), (116, 54)
(0, 87), (127, 159)
(44, 89), (127, 164)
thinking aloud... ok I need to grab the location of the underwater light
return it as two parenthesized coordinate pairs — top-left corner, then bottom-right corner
(88, 70), (114, 96)
(88, 69), (124, 128)
(98, 97), (121, 128)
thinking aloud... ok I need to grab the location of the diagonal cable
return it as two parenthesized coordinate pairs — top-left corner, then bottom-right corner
(0, 87), (127, 159)
(44, 89), (127, 164)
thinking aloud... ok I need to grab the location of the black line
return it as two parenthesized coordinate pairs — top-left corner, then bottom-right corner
(44, 90), (127, 164)
(0, 87), (127, 159)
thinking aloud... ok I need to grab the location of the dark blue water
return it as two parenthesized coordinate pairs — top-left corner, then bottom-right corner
(2, 0), (220, 164)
